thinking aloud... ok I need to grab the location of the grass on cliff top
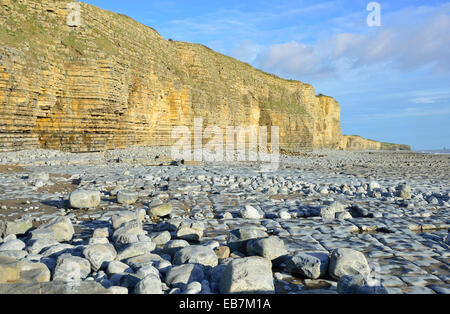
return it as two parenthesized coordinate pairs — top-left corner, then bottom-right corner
(175, 41), (303, 84)
(173, 41), (310, 115)
(1, 0), (312, 119)
(0, 7), (53, 49)
(345, 136), (410, 150)
(1, 0), (121, 58)
(381, 142), (411, 150)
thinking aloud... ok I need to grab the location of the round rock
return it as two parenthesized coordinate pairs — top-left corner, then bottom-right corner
(329, 248), (371, 280)
(148, 203), (172, 218)
(134, 275), (163, 294)
(286, 252), (330, 279)
(83, 243), (117, 271)
(246, 236), (287, 260)
(173, 245), (218, 267)
(117, 190), (139, 205)
(240, 205), (263, 219)
(166, 263), (205, 289)
(69, 190), (101, 209)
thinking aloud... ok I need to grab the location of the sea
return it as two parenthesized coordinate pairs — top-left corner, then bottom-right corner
(415, 149), (450, 155)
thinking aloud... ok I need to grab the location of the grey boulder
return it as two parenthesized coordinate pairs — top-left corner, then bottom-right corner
(337, 275), (388, 294)
(246, 236), (287, 260)
(329, 248), (371, 280)
(173, 245), (218, 267)
(53, 254), (91, 282)
(69, 190), (101, 209)
(116, 190), (139, 205)
(29, 217), (75, 243)
(166, 263), (205, 289)
(219, 256), (274, 294)
(134, 275), (163, 294)
(286, 252), (330, 279)
(83, 243), (117, 271)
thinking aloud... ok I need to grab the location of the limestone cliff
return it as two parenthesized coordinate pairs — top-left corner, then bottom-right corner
(340, 136), (411, 151)
(0, 0), (408, 153)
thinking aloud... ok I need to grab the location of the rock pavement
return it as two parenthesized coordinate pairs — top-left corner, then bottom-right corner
(0, 148), (448, 294)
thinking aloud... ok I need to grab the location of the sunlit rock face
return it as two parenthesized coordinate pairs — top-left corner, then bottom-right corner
(0, 0), (408, 153)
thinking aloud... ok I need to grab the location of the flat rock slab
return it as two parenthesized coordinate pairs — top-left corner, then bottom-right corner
(337, 275), (388, 294)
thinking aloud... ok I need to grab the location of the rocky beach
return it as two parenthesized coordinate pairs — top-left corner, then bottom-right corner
(0, 0), (448, 297)
(0, 148), (448, 294)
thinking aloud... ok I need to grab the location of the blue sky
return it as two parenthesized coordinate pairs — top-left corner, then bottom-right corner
(82, 0), (450, 150)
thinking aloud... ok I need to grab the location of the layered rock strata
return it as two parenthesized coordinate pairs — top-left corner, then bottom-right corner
(0, 0), (409, 153)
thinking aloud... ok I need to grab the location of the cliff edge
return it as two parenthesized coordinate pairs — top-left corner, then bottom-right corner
(0, 0), (409, 153)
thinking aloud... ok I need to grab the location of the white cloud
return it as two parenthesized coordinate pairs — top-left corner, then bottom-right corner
(334, 4), (450, 72)
(254, 3), (450, 79)
(410, 97), (436, 104)
(407, 88), (450, 104)
(254, 41), (336, 78)
(230, 40), (264, 63)
(362, 106), (450, 119)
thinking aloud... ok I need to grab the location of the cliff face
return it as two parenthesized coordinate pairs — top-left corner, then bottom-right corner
(0, 0), (407, 153)
(339, 136), (411, 151)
